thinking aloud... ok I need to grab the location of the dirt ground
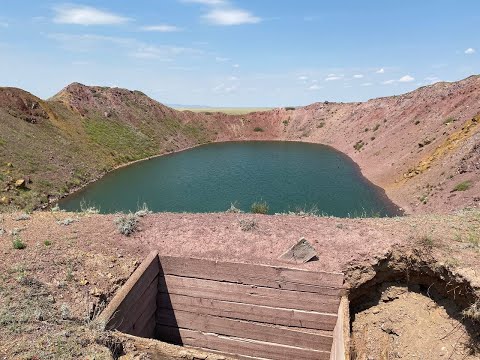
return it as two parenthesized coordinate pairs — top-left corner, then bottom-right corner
(351, 284), (479, 360)
(0, 209), (479, 359)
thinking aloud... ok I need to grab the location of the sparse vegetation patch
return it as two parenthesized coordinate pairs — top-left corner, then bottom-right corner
(114, 213), (139, 236)
(239, 218), (257, 231)
(251, 200), (269, 214)
(12, 237), (26, 250)
(353, 140), (364, 151)
(452, 181), (472, 192)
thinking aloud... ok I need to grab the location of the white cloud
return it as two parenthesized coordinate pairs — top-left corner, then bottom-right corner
(325, 75), (342, 81)
(298, 75), (308, 81)
(204, 9), (261, 25)
(308, 84), (322, 90)
(233, 63), (240, 68)
(361, 82), (373, 87)
(228, 76), (238, 80)
(353, 74), (364, 79)
(183, 0), (260, 26)
(131, 45), (200, 60)
(0, 21), (8, 28)
(53, 5), (130, 25)
(399, 75), (415, 83)
(465, 47), (476, 55)
(376, 68), (385, 74)
(215, 56), (230, 62)
(381, 75), (415, 85)
(141, 25), (182, 32)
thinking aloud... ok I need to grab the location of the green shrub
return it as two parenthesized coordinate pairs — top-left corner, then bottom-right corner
(444, 117), (456, 125)
(453, 181), (472, 192)
(12, 237), (26, 250)
(44, 240), (52, 246)
(414, 120), (421, 125)
(253, 127), (264, 132)
(283, 120), (289, 126)
(285, 107), (295, 111)
(373, 124), (380, 131)
(251, 200), (269, 214)
(353, 140), (364, 151)
(115, 213), (139, 236)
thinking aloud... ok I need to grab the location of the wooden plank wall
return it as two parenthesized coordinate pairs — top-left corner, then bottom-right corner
(98, 250), (160, 338)
(155, 256), (345, 360)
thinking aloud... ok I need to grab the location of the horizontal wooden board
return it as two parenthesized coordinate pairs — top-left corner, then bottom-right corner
(157, 292), (337, 331)
(158, 275), (340, 313)
(156, 326), (331, 360)
(156, 309), (333, 351)
(158, 256), (344, 293)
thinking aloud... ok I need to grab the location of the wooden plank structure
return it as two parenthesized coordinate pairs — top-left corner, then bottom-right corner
(156, 255), (345, 360)
(99, 251), (347, 360)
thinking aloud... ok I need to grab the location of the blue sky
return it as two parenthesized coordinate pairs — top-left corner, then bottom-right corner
(0, 1), (478, 107)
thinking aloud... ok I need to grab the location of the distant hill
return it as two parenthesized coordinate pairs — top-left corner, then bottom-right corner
(167, 104), (213, 109)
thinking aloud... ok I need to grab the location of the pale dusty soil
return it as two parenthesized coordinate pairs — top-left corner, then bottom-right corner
(351, 285), (478, 360)
(0, 210), (479, 359)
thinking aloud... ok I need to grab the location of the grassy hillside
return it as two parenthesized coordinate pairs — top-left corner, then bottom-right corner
(0, 84), (216, 211)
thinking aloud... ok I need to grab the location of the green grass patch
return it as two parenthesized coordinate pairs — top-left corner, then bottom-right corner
(12, 237), (26, 250)
(251, 200), (269, 214)
(453, 181), (472, 192)
(84, 118), (155, 162)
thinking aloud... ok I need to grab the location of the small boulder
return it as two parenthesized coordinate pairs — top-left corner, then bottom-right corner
(15, 179), (26, 188)
(279, 237), (318, 264)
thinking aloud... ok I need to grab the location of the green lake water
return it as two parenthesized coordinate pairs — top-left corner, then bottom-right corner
(59, 141), (400, 217)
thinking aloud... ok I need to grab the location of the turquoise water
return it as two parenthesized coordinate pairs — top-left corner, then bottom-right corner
(59, 141), (400, 217)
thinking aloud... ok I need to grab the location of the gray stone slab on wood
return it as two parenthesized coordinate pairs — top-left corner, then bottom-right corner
(279, 238), (318, 264)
